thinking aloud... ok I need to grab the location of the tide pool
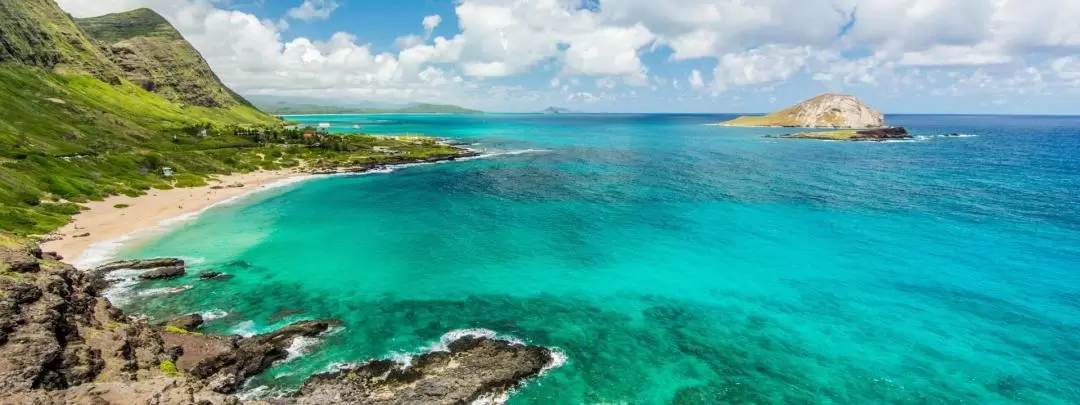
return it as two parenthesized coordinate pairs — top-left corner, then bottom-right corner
(115, 114), (1080, 404)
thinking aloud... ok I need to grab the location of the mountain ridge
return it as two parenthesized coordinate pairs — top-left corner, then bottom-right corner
(75, 8), (256, 108)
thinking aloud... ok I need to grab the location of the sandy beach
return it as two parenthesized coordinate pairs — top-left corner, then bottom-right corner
(42, 169), (309, 266)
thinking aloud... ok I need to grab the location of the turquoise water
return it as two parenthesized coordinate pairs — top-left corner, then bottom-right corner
(115, 114), (1080, 404)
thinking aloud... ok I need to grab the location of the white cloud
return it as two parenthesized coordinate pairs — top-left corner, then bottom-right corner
(1051, 57), (1080, 80)
(286, 0), (340, 22)
(423, 14), (442, 38)
(710, 45), (815, 91)
(688, 69), (705, 89)
(52, 0), (1080, 110)
(595, 77), (616, 89)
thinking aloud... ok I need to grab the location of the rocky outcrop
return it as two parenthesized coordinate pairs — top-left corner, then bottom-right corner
(139, 265), (186, 280)
(189, 320), (337, 393)
(0, 234), (167, 397)
(724, 94), (885, 129)
(1, 233), (560, 404)
(293, 335), (556, 405)
(93, 258), (185, 273)
(849, 127), (911, 140)
(163, 313), (204, 331)
(769, 126), (912, 141)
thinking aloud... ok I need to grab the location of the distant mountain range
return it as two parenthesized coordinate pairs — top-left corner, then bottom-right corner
(254, 99), (482, 115)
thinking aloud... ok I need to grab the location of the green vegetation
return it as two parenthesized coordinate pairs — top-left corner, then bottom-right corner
(163, 325), (202, 336)
(0, 0), (122, 82)
(113, 204), (130, 209)
(262, 102), (482, 115)
(0, 1), (467, 236)
(159, 360), (182, 376)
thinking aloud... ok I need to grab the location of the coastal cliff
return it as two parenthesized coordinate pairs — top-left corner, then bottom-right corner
(723, 93), (885, 129)
(0, 233), (559, 404)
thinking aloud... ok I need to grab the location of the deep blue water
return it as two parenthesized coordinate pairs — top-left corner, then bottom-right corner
(117, 114), (1080, 404)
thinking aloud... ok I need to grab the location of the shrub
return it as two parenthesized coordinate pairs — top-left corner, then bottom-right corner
(159, 360), (181, 377)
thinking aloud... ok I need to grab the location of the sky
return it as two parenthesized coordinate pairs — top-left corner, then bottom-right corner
(56, 0), (1080, 114)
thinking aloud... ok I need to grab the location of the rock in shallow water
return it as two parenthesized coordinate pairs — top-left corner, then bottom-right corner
(93, 258), (185, 272)
(139, 265), (186, 280)
(291, 335), (556, 405)
(198, 271), (225, 280)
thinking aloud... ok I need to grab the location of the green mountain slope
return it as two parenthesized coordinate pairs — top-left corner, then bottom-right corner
(0, 0), (280, 234)
(75, 8), (256, 108)
(0, 0), (121, 82)
(0, 1), (467, 236)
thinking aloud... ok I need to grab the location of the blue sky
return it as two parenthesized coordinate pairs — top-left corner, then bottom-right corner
(58, 0), (1080, 114)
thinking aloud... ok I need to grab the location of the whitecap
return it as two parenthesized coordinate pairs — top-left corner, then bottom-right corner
(135, 285), (193, 297)
(284, 336), (322, 362)
(101, 269), (145, 305)
(200, 309), (229, 321)
(470, 391), (512, 405)
(230, 320), (258, 337)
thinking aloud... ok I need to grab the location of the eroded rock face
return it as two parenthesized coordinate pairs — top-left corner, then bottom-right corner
(189, 320), (337, 393)
(0, 237), (165, 396)
(292, 336), (556, 405)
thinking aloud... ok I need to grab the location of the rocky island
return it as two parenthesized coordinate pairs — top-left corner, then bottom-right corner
(0, 233), (561, 404)
(722, 93), (912, 141)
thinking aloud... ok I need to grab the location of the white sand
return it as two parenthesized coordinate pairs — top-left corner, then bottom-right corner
(41, 169), (308, 265)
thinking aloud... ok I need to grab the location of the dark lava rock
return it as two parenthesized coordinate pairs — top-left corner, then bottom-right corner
(190, 320), (338, 393)
(292, 335), (556, 405)
(139, 266), (186, 280)
(163, 313), (204, 331)
(198, 271), (224, 280)
(851, 126), (910, 140)
(94, 258), (185, 272)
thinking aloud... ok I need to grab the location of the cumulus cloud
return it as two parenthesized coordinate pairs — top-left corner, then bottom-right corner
(53, 0), (1080, 109)
(286, 0), (340, 22)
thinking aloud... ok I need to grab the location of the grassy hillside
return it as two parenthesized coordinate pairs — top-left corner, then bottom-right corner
(0, 1), (465, 236)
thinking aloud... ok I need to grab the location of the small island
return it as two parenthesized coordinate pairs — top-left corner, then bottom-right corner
(543, 106), (573, 114)
(722, 93), (912, 141)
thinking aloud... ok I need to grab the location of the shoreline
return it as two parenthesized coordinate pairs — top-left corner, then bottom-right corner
(41, 169), (313, 267)
(41, 150), (484, 268)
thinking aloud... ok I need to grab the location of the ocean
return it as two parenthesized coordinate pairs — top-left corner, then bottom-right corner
(109, 114), (1080, 404)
